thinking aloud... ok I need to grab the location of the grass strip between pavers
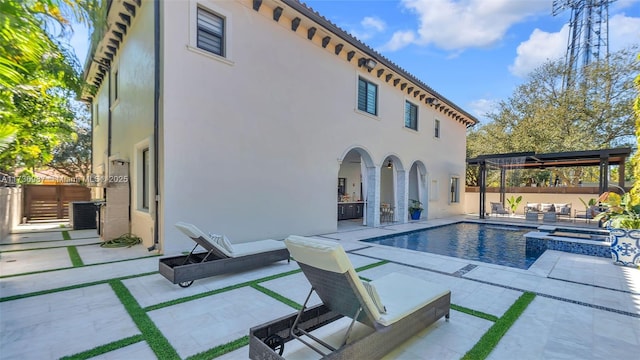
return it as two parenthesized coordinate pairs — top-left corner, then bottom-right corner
(186, 336), (249, 360)
(0, 254), (162, 279)
(59, 334), (144, 360)
(110, 280), (181, 360)
(144, 260), (388, 312)
(462, 292), (536, 360)
(0, 242), (102, 253)
(451, 304), (499, 322)
(355, 259), (389, 271)
(0, 271), (158, 302)
(62, 231), (71, 240)
(67, 246), (84, 267)
(251, 283), (303, 310)
(143, 268), (303, 312)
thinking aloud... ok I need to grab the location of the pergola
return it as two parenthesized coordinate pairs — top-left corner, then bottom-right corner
(467, 148), (633, 219)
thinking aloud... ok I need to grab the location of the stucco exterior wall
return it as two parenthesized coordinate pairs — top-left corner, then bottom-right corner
(0, 187), (22, 241)
(159, 0), (468, 253)
(91, 1), (156, 247)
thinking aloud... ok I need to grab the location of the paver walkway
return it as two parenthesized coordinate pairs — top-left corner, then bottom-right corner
(1, 219), (638, 359)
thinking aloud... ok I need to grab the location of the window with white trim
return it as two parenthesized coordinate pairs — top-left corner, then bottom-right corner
(405, 101), (418, 130)
(430, 179), (439, 201)
(197, 7), (225, 56)
(142, 148), (150, 210)
(358, 77), (377, 115)
(94, 103), (99, 126)
(113, 70), (119, 101)
(450, 177), (460, 203)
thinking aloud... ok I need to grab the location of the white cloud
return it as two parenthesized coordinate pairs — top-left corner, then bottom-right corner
(509, 25), (569, 77)
(609, 13), (640, 51)
(381, 0), (548, 52)
(349, 16), (387, 41)
(468, 98), (497, 119)
(379, 30), (416, 51)
(361, 16), (386, 32)
(509, 14), (640, 77)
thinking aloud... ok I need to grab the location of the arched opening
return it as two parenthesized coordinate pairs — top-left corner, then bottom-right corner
(337, 147), (376, 229)
(380, 155), (406, 224)
(408, 161), (428, 220)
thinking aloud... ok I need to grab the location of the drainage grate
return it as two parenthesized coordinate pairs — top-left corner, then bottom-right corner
(452, 264), (478, 277)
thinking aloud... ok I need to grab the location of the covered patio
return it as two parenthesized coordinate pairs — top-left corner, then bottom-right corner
(467, 148), (632, 220)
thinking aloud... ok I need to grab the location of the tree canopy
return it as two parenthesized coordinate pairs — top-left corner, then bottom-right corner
(467, 46), (640, 186)
(0, 0), (96, 174)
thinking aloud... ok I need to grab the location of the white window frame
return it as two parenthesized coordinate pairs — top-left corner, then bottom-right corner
(134, 138), (153, 213)
(429, 179), (439, 201)
(94, 103), (99, 126)
(355, 74), (379, 118)
(110, 64), (120, 110)
(404, 100), (418, 131)
(188, 0), (234, 65)
(449, 176), (460, 204)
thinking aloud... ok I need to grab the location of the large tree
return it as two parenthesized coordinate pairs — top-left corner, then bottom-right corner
(631, 53), (640, 205)
(467, 46), (639, 186)
(0, 0), (94, 174)
(47, 101), (91, 180)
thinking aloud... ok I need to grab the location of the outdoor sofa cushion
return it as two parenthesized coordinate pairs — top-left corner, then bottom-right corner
(554, 203), (572, 215)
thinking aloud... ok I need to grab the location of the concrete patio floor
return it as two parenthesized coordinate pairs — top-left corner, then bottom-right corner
(0, 217), (638, 359)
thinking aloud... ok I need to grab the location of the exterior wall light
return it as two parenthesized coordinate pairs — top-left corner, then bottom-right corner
(426, 97), (440, 106)
(358, 58), (377, 72)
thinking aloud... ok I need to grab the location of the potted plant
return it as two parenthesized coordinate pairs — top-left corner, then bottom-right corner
(506, 195), (522, 216)
(408, 199), (423, 220)
(594, 191), (640, 267)
(578, 197), (598, 219)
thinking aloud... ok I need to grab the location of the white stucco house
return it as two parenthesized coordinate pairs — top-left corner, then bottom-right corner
(83, 0), (478, 255)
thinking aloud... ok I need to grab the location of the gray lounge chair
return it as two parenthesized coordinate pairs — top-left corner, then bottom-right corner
(249, 235), (451, 359)
(490, 202), (509, 216)
(158, 222), (289, 287)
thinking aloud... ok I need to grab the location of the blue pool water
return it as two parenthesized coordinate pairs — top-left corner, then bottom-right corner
(363, 223), (542, 269)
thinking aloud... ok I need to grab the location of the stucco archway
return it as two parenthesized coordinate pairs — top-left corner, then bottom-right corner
(338, 146), (378, 227)
(380, 154), (407, 223)
(408, 161), (428, 220)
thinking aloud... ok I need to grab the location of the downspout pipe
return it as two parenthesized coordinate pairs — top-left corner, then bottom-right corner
(107, 68), (112, 160)
(149, 0), (161, 252)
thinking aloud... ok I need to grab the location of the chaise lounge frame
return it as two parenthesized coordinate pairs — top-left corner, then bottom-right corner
(158, 223), (290, 287)
(249, 236), (450, 359)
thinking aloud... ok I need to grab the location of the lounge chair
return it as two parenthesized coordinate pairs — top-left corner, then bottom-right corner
(249, 235), (450, 359)
(158, 222), (290, 288)
(490, 202), (509, 216)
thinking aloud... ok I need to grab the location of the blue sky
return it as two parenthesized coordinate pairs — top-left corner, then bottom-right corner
(69, 0), (640, 124)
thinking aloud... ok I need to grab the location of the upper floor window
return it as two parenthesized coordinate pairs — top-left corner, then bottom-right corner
(404, 101), (418, 130)
(434, 119), (441, 138)
(113, 70), (119, 101)
(358, 77), (377, 115)
(94, 103), (99, 126)
(197, 7), (225, 56)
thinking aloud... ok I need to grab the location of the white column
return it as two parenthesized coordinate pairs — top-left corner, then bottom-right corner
(367, 165), (381, 227)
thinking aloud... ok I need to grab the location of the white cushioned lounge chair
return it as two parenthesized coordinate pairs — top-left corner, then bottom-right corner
(249, 235), (451, 359)
(158, 222), (289, 288)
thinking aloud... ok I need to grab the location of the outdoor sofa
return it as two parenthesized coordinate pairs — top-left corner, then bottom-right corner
(249, 235), (451, 359)
(158, 222), (290, 287)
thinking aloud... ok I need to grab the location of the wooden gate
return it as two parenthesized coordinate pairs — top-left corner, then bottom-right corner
(23, 185), (91, 220)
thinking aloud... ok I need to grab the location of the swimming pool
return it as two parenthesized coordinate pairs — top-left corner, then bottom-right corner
(363, 222), (543, 269)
